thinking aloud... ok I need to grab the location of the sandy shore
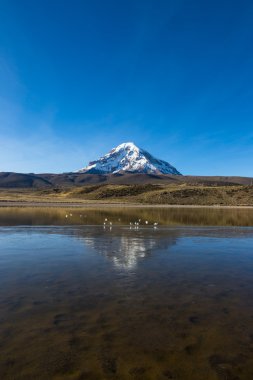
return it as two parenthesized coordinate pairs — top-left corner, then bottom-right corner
(0, 201), (253, 209)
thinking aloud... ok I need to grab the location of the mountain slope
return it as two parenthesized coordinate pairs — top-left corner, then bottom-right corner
(78, 142), (181, 175)
(0, 171), (252, 189)
(0, 172), (52, 188)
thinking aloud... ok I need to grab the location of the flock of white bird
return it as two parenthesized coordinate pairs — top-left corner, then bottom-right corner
(65, 213), (85, 218)
(64, 213), (158, 229)
(103, 218), (158, 230)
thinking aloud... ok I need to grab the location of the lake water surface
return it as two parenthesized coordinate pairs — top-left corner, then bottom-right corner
(0, 207), (253, 379)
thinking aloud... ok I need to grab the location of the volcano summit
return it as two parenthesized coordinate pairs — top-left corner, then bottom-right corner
(78, 142), (181, 175)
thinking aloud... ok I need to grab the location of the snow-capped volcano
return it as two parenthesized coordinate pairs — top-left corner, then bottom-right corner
(78, 142), (181, 175)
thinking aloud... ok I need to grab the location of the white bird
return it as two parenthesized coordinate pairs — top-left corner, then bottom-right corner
(138, 219), (141, 222)
(145, 220), (148, 224)
(109, 222), (112, 226)
(70, 213), (73, 217)
(105, 218), (108, 222)
(65, 214), (68, 218)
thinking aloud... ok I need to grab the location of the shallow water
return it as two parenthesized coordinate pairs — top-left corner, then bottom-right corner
(1, 206), (253, 226)
(1, 209), (253, 379)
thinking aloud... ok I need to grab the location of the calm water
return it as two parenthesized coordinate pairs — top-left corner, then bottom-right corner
(1, 208), (253, 379)
(1, 206), (253, 226)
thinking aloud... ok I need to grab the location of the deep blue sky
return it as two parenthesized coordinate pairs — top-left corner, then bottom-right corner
(0, 0), (253, 175)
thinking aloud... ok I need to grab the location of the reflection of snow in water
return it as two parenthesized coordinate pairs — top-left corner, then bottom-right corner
(111, 236), (156, 269)
(80, 236), (156, 269)
(78, 231), (177, 270)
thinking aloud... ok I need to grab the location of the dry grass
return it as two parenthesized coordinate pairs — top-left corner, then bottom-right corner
(0, 183), (253, 206)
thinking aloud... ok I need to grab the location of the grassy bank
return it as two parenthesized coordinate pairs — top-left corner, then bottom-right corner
(0, 183), (253, 206)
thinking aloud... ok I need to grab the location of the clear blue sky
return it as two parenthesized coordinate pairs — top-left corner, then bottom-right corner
(0, 0), (253, 175)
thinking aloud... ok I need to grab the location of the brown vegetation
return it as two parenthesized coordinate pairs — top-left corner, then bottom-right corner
(0, 183), (253, 206)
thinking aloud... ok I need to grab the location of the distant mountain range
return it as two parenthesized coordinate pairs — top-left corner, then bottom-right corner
(0, 171), (251, 188)
(0, 142), (252, 188)
(78, 142), (181, 175)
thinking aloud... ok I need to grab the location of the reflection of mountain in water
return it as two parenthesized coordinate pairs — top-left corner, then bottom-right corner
(71, 228), (178, 270)
(83, 235), (157, 269)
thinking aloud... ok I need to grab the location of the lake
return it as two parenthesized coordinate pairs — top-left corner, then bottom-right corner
(0, 207), (253, 379)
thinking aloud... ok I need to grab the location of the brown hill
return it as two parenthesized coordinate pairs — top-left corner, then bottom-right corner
(0, 172), (252, 188)
(0, 172), (52, 188)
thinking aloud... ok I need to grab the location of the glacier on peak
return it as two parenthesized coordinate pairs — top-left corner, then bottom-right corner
(78, 142), (181, 175)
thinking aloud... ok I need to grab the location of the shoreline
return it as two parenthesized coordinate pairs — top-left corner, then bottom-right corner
(0, 201), (253, 209)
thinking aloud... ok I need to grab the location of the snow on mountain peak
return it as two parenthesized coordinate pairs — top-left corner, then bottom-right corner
(114, 142), (137, 151)
(78, 142), (181, 175)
